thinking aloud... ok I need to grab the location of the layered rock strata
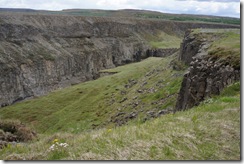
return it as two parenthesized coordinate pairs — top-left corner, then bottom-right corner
(0, 13), (239, 107)
(175, 29), (240, 111)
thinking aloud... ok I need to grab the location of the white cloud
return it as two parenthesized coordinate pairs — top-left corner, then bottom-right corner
(96, 0), (135, 9)
(0, 0), (240, 18)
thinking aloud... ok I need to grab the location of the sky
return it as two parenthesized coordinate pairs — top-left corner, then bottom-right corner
(0, 0), (241, 18)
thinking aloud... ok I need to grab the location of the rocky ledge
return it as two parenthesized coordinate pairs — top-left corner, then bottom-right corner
(175, 29), (240, 111)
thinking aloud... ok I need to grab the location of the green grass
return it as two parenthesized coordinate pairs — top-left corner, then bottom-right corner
(0, 56), (184, 134)
(191, 28), (240, 68)
(58, 9), (240, 25)
(144, 32), (182, 49)
(209, 31), (240, 68)
(0, 82), (240, 160)
(135, 13), (240, 25)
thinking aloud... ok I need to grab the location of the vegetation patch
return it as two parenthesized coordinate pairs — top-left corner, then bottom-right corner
(58, 9), (240, 25)
(0, 82), (240, 160)
(191, 28), (240, 69)
(143, 32), (182, 49)
(208, 31), (240, 69)
(0, 119), (36, 149)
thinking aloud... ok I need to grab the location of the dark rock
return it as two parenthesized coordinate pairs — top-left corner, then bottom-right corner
(175, 30), (240, 111)
(126, 112), (137, 119)
(110, 99), (115, 104)
(147, 111), (155, 116)
(157, 110), (170, 116)
(124, 79), (137, 89)
(0, 141), (8, 149)
(115, 112), (126, 117)
(124, 84), (130, 89)
(133, 96), (138, 100)
(119, 97), (127, 103)
(141, 81), (148, 87)
(132, 101), (139, 108)
(147, 87), (156, 93)
(137, 89), (143, 93)
(146, 48), (179, 58)
(142, 117), (148, 123)
(5, 132), (18, 142)
(120, 90), (126, 95)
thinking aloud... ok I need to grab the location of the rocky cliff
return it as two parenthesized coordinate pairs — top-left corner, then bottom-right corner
(146, 48), (179, 58)
(175, 29), (240, 111)
(0, 13), (239, 107)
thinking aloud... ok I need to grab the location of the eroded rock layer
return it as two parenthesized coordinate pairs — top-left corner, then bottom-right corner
(0, 13), (238, 107)
(175, 29), (240, 111)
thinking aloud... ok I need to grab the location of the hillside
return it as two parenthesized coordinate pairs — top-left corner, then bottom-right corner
(0, 9), (240, 160)
(0, 55), (185, 133)
(0, 81), (240, 160)
(0, 8), (240, 25)
(61, 9), (240, 25)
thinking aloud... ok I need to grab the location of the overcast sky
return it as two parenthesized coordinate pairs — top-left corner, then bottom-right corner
(0, 0), (241, 18)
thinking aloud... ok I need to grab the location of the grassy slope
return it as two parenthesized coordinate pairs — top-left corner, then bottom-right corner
(1, 82), (240, 160)
(0, 55), (185, 134)
(149, 32), (182, 49)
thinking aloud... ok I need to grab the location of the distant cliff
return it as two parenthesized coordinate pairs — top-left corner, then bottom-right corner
(175, 29), (240, 111)
(0, 13), (239, 107)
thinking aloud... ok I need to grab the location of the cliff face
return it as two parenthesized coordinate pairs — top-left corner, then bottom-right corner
(175, 29), (240, 111)
(0, 13), (239, 107)
(146, 48), (179, 58)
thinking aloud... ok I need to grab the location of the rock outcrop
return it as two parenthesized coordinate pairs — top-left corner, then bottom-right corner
(175, 29), (240, 111)
(0, 13), (239, 107)
(146, 48), (179, 58)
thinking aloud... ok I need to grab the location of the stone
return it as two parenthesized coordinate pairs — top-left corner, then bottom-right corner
(133, 96), (138, 100)
(141, 81), (148, 87)
(120, 90), (126, 95)
(119, 97), (127, 103)
(137, 90), (143, 93)
(126, 112), (137, 119)
(157, 110), (170, 116)
(115, 112), (126, 117)
(175, 30), (240, 111)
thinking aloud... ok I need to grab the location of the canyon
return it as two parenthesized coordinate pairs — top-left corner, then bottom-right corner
(0, 12), (239, 107)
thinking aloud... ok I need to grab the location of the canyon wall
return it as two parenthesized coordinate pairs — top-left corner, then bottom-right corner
(146, 48), (179, 57)
(175, 29), (240, 111)
(0, 13), (239, 107)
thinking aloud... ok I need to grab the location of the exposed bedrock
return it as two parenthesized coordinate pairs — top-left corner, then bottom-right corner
(175, 30), (240, 111)
(0, 14), (239, 107)
(146, 48), (179, 57)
